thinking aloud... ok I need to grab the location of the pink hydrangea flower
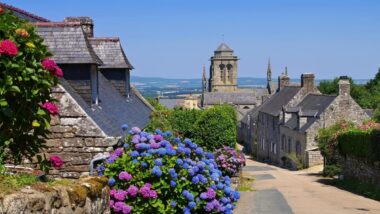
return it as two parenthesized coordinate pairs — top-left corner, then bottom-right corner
(49, 155), (64, 169)
(42, 102), (59, 115)
(118, 171), (132, 181)
(0, 40), (18, 57)
(42, 58), (63, 77)
(54, 66), (63, 77)
(149, 190), (158, 199)
(114, 190), (127, 201)
(139, 183), (153, 198)
(127, 185), (138, 197)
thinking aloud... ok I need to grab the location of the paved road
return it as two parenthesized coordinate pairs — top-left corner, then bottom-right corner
(235, 158), (380, 214)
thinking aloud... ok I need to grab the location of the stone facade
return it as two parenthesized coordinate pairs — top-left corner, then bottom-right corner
(39, 85), (117, 178)
(208, 43), (238, 92)
(0, 177), (110, 214)
(340, 155), (380, 189)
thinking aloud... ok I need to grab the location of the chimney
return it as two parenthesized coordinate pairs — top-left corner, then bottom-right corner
(64, 17), (94, 37)
(278, 74), (290, 91)
(338, 76), (350, 97)
(301, 73), (315, 93)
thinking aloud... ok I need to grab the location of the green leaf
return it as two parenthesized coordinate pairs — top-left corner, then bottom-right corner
(37, 108), (46, 116)
(32, 120), (40, 127)
(10, 86), (21, 93)
(0, 100), (8, 107)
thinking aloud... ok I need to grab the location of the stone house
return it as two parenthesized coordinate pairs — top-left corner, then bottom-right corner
(2, 3), (153, 178)
(256, 73), (320, 164)
(279, 78), (368, 167)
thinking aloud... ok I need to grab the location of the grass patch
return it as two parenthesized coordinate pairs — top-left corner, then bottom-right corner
(0, 173), (38, 197)
(238, 176), (255, 191)
(336, 178), (380, 201)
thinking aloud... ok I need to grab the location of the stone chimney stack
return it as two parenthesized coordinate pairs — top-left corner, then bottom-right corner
(301, 73), (315, 93)
(338, 76), (350, 97)
(278, 74), (290, 91)
(64, 17), (94, 38)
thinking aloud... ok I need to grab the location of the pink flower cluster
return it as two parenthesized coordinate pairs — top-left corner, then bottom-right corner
(42, 58), (63, 77)
(139, 183), (158, 199)
(0, 40), (18, 57)
(118, 171), (132, 181)
(110, 201), (132, 214)
(42, 102), (59, 116)
(214, 146), (245, 176)
(358, 121), (380, 131)
(49, 155), (64, 169)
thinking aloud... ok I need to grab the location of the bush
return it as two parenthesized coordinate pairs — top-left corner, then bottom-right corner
(322, 164), (342, 177)
(0, 9), (61, 165)
(214, 147), (245, 177)
(338, 128), (380, 163)
(193, 106), (237, 151)
(98, 127), (240, 214)
(281, 153), (303, 170)
(168, 108), (202, 138)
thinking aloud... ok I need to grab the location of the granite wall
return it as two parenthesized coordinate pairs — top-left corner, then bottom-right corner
(34, 85), (117, 178)
(0, 177), (110, 214)
(341, 155), (380, 189)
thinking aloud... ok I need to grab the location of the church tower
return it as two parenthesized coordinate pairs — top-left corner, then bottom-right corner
(208, 43), (239, 92)
(266, 58), (272, 94)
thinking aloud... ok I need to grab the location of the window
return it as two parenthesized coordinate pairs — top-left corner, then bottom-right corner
(273, 143), (277, 154)
(281, 135), (286, 151)
(287, 137), (292, 153)
(296, 141), (301, 157)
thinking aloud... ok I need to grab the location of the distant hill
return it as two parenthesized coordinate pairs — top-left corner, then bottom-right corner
(131, 76), (369, 97)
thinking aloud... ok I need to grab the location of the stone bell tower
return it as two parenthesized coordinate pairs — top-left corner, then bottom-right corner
(208, 43), (239, 92)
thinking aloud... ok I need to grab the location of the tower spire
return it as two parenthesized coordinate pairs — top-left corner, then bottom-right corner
(285, 66), (288, 76)
(201, 65), (207, 107)
(266, 58), (272, 94)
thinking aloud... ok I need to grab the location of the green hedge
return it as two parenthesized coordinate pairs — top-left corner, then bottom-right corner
(338, 129), (380, 162)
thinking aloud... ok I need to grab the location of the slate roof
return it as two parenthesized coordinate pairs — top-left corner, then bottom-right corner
(0, 2), (50, 22)
(60, 73), (152, 136)
(260, 86), (301, 116)
(35, 22), (103, 65)
(89, 38), (134, 69)
(159, 98), (182, 109)
(204, 92), (257, 105)
(215, 43), (233, 52)
(284, 94), (337, 131)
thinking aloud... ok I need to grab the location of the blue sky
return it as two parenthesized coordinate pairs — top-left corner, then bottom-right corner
(3, 0), (380, 79)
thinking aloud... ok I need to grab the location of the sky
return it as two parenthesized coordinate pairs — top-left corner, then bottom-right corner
(2, 0), (380, 79)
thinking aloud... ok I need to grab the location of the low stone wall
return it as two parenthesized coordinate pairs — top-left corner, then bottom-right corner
(341, 155), (380, 188)
(306, 150), (323, 167)
(0, 177), (110, 214)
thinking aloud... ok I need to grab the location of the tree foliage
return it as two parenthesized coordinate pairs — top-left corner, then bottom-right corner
(193, 106), (237, 151)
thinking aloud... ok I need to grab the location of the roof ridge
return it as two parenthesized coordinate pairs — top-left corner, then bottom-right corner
(89, 37), (120, 42)
(0, 2), (50, 22)
(34, 21), (81, 27)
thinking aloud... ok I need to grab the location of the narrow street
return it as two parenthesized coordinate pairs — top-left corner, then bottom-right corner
(235, 158), (380, 214)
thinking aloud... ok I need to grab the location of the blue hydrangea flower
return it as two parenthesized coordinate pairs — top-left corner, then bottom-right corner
(233, 191), (241, 200)
(195, 147), (203, 155)
(121, 123), (129, 131)
(221, 197), (229, 204)
(188, 201), (196, 209)
(123, 143), (129, 148)
(170, 180), (176, 187)
(157, 148), (166, 156)
(217, 182), (224, 190)
(183, 207), (191, 214)
(173, 137), (181, 143)
(184, 148), (191, 156)
(182, 163), (189, 169)
(155, 129), (163, 135)
(151, 166), (162, 177)
(130, 151), (139, 158)
(211, 173), (219, 181)
(108, 178), (115, 186)
(170, 201), (177, 208)
(191, 176), (199, 184)
(154, 159), (163, 166)
(205, 152), (214, 159)
(141, 162), (148, 168)
(185, 192), (194, 201)
(176, 158), (183, 165)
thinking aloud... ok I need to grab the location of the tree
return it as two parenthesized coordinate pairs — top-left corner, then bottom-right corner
(193, 105), (237, 151)
(167, 107), (202, 137)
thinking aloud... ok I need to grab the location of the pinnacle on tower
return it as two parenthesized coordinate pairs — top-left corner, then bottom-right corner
(267, 58), (273, 94)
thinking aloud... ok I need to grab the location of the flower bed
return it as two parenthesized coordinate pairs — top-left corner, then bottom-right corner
(214, 146), (245, 177)
(97, 127), (240, 214)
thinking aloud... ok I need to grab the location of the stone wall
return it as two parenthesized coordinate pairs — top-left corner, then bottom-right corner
(37, 85), (117, 178)
(0, 177), (110, 214)
(341, 155), (380, 189)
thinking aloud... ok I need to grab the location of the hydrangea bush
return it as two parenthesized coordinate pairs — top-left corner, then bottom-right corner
(0, 7), (62, 165)
(214, 147), (245, 177)
(97, 127), (240, 214)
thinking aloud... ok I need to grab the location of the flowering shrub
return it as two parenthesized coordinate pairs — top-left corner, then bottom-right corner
(214, 147), (245, 177)
(0, 9), (61, 165)
(98, 127), (240, 214)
